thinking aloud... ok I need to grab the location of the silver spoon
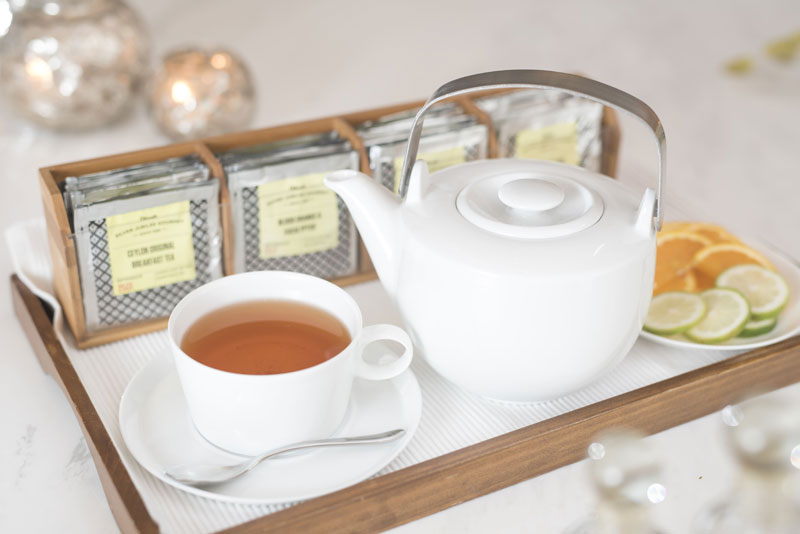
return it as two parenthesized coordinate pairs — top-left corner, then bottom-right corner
(165, 428), (406, 486)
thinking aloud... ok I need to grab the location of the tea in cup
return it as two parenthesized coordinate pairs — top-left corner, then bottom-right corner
(168, 271), (413, 456)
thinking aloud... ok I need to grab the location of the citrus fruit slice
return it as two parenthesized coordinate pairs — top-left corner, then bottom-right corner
(685, 223), (739, 244)
(660, 221), (694, 233)
(715, 264), (789, 319)
(693, 268), (716, 291)
(654, 232), (713, 291)
(653, 270), (697, 295)
(738, 317), (778, 338)
(644, 292), (707, 335)
(692, 242), (775, 281)
(685, 288), (750, 344)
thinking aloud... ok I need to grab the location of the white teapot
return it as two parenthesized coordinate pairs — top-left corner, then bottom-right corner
(326, 71), (664, 402)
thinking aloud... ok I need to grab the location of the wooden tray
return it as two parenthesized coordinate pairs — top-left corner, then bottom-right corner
(12, 273), (800, 534)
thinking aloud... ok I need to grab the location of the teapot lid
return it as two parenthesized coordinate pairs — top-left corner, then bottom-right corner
(456, 169), (604, 239)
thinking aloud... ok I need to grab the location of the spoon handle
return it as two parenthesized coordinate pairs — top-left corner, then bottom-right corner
(166, 429), (407, 485)
(242, 428), (406, 472)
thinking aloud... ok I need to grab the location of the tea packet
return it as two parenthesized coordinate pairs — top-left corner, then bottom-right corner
(63, 155), (210, 226)
(217, 131), (345, 166)
(476, 89), (604, 172)
(222, 138), (360, 279)
(67, 158), (223, 333)
(359, 104), (489, 194)
(355, 102), (466, 141)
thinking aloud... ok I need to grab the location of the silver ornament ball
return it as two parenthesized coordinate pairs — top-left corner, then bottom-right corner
(148, 48), (255, 141)
(0, 0), (149, 129)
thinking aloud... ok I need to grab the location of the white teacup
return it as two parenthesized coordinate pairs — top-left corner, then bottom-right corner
(168, 271), (413, 456)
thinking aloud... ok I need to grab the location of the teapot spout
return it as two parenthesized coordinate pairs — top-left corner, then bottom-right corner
(325, 170), (402, 297)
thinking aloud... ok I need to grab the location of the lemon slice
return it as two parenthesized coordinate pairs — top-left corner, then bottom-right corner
(716, 264), (790, 319)
(644, 292), (707, 335)
(739, 317), (778, 338)
(686, 288), (750, 344)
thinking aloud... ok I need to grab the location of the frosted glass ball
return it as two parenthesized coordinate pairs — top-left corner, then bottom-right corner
(724, 394), (800, 470)
(587, 429), (665, 506)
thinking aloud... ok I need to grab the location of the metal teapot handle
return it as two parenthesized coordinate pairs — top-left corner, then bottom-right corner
(398, 70), (666, 230)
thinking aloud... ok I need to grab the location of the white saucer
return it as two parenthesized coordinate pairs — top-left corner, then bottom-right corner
(640, 238), (800, 351)
(119, 354), (421, 505)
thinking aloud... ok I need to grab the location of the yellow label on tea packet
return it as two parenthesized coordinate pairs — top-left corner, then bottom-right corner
(106, 200), (196, 296)
(257, 172), (339, 259)
(515, 121), (580, 165)
(392, 146), (466, 193)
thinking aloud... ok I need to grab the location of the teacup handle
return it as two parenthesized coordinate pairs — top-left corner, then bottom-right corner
(356, 324), (413, 380)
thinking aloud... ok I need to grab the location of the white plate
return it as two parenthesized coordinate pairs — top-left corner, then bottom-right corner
(640, 238), (800, 350)
(119, 354), (421, 505)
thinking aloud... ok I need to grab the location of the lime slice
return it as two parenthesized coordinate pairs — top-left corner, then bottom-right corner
(644, 292), (707, 335)
(685, 288), (750, 344)
(716, 264), (790, 320)
(738, 317), (778, 338)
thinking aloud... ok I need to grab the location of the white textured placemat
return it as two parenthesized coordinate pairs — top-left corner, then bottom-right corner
(6, 219), (743, 534)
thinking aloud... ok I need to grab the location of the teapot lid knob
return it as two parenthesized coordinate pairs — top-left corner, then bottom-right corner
(498, 178), (565, 212)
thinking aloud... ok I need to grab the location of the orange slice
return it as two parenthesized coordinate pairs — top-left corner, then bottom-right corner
(654, 270), (697, 295)
(692, 243), (775, 281)
(693, 268), (717, 291)
(654, 232), (714, 290)
(685, 223), (739, 244)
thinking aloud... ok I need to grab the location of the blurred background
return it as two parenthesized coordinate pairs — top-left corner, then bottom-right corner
(1, 1), (799, 532)
(1, 0), (799, 253)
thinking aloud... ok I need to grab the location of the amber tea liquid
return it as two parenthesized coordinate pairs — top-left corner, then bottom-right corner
(180, 300), (351, 375)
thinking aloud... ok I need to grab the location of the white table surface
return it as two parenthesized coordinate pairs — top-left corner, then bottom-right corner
(2, 0), (800, 532)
